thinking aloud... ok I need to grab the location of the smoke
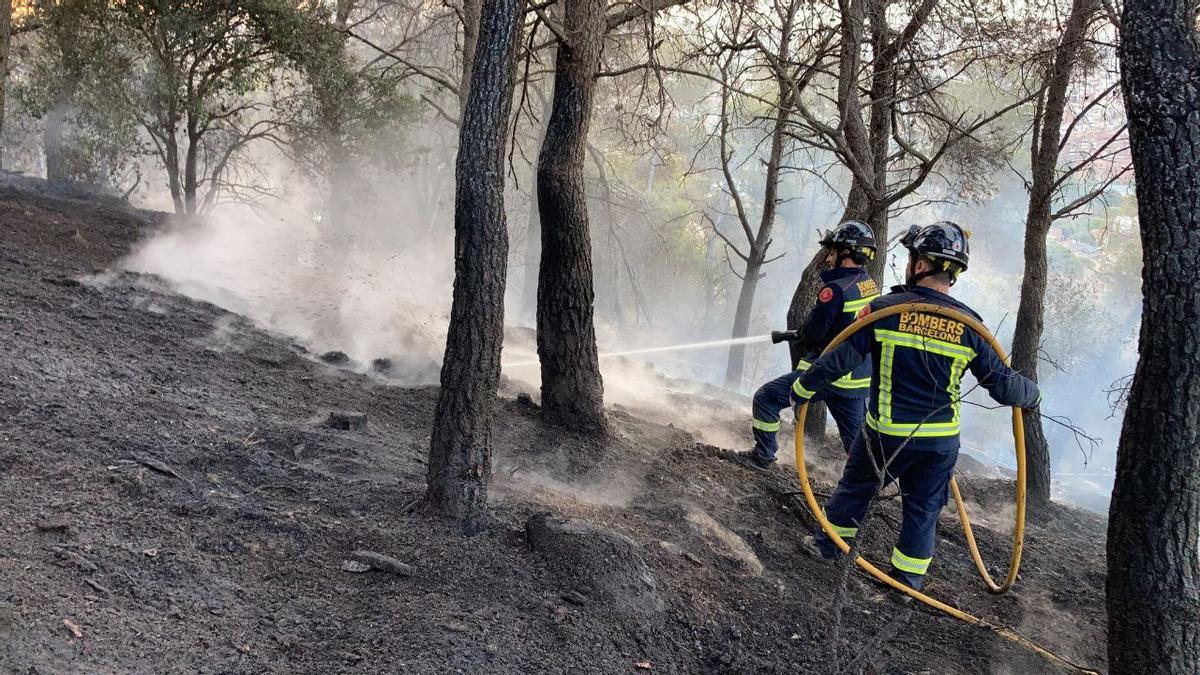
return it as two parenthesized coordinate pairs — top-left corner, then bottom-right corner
(109, 88), (1134, 518)
(122, 192), (454, 385)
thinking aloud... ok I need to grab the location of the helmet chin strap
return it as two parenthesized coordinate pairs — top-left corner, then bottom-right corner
(907, 256), (960, 286)
(834, 246), (871, 267)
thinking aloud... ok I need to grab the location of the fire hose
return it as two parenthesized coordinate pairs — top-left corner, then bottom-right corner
(791, 302), (1101, 674)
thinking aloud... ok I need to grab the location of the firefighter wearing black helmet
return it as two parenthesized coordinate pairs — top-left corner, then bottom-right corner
(732, 220), (881, 472)
(788, 221), (1041, 600)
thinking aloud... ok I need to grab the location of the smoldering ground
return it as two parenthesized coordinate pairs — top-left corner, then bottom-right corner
(117, 152), (1136, 515)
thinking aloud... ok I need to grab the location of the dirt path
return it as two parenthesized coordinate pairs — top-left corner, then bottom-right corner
(0, 182), (1107, 674)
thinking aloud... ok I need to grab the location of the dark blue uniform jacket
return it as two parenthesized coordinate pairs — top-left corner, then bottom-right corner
(793, 285), (1041, 452)
(793, 267), (880, 400)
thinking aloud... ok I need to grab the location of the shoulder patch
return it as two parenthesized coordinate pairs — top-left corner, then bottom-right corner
(856, 305), (872, 320)
(819, 287), (834, 303)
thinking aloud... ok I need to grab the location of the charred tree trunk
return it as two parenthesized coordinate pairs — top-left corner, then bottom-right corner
(1011, 0), (1099, 515)
(535, 0), (606, 433)
(0, 0), (11, 171)
(425, 0), (525, 529)
(1107, 1), (1200, 671)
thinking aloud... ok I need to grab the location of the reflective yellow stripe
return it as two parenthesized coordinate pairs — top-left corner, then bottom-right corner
(798, 356), (869, 389)
(827, 513), (857, 539)
(752, 418), (781, 433)
(874, 329), (976, 361)
(891, 547), (931, 575)
(872, 328), (974, 435)
(792, 379), (816, 399)
(842, 294), (879, 314)
(831, 374), (870, 390)
(879, 341), (896, 422)
(866, 413), (960, 438)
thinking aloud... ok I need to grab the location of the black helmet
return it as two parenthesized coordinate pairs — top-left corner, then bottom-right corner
(901, 221), (970, 273)
(819, 220), (877, 260)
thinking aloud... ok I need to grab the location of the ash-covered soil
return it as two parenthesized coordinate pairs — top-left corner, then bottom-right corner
(0, 181), (1107, 674)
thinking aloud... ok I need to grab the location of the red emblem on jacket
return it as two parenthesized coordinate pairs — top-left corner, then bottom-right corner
(818, 287), (834, 303)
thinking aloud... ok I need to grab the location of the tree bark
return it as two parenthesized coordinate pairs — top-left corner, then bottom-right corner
(458, 0), (481, 114)
(424, 0), (525, 530)
(535, 0), (607, 433)
(1010, 0), (1099, 515)
(0, 0), (12, 171)
(521, 89), (554, 325)
(1107, 1), (1200, 671)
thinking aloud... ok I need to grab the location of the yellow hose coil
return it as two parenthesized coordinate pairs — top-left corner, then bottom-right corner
(793, 302), (1100, 674)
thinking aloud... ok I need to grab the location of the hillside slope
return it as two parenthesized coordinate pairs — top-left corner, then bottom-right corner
(0, 183), (1107, 674)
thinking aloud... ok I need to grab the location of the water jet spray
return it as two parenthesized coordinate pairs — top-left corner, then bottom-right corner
(501, 334), (773, 369)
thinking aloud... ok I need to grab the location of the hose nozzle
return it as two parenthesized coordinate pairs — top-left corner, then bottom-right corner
(771, 330), (799, 344)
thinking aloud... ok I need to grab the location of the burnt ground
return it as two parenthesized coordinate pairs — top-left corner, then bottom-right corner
(0, 181), (1108, 674)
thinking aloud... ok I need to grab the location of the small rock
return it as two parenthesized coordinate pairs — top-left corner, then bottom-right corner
(349, 550), (415, 576)
(370, 358), (394, 375)
(323, 411), (367, 432)
(562, 590), (589, 606)
(36, 515), (70, 532)
(437, 620), (470, 633)
(552, 606), (570, 624)
(251, 350), (287, 367)
(319, 351), (350, 365)
(341, 560), (371, 573)
(683, 552), (703, 567)
(50, 546), (97, 574)
(516, 392), (537, 408)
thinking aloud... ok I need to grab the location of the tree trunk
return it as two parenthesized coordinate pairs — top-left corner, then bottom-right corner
(43, 98), (70, 183)
(724, 256), (763, 390)
(1107, 1), (1200, 671)
(458, 0), (481, 114)
(424, 0), (525, 530)
(0, 0), (12, 171)
(163, 122), (184, 214)
(521, 89), (554, 325)
(183, 111), (200, 215)
(321, 0), (356, 231)
(535, 0), (606, 433)
(863, 0), (891, 281)
(722, 5), (796, 391)
(1010, 0), (1099, 515)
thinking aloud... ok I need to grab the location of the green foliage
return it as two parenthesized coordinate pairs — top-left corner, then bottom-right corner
(17, 0), (143, 188)
(14, 0), (419, 212)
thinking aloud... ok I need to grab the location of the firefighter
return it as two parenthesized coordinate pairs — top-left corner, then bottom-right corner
(731, 220), (880, 472)
(791, 221), (1040, 599)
